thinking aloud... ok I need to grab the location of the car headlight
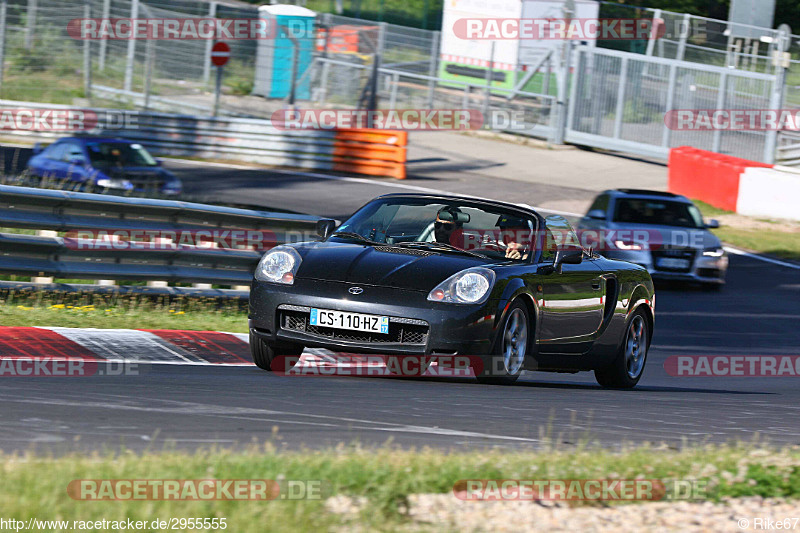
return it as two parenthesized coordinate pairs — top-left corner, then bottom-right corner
(702, 247), (724, 257)
(614, 239), (644, 251)
(96, 178), (133, 190)
(255, 246), (302, 284)
(427, 267), (496, 304)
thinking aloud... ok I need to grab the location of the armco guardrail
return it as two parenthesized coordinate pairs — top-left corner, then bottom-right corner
(0, 100), (408, 179)
(0, 185), (326, 286)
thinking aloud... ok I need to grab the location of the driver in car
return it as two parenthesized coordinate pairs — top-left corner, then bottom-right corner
(497, 216), (532, 260)
(433, 206), (466, 245)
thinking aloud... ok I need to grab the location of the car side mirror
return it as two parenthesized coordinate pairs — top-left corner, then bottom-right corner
(705, 218), (720, 229)
(316, 219), (337, 240)
(586, 209), (606, 220)
(554, 248), (583, 274)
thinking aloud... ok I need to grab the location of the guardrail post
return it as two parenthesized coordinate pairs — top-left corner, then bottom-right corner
(124, 0), (139, 92)
(24, 0), (35, 49)
(98, 0), (110, 71)
(202, 1), (217, 87)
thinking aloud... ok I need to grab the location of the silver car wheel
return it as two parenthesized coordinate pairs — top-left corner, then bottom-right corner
(625, 314), (647, 379)
(502, 308), (527, 375)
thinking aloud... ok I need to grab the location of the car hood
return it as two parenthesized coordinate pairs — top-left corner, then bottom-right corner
(606, 222), (721, 250)
(292, 242), (490, 291)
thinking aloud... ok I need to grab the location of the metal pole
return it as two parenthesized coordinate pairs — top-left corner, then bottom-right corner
(553, 41), (573, 145)
(711, 72), (727, 153)
(426, 31), (439, 108)
(764, 50), (789, 164)
(377, 22), (387, 57)
(482, 41), (494, 119)
(144, 32), (155, 110)
(661, 63), (678, 148)
(24, 0), (35, 49)
(0, 0), (7, 93)
(613, 56), (628, 139)
(213, 65), (222, 117)
(83, 1), (91, 100)
(388, 72), (398, 109)
(676, 13), (689, 61)
(644, 9), (661, 58)
(288, 36), (299, 107)
(202, 2), (217, 87)
(98, 0), (110, 71)
(124, 0), (139, 92)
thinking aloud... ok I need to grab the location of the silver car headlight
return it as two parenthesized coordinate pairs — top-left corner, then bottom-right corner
(427, 267), (496, 304)
(255, 246), (302, 284)
(702, 247), (724, 257)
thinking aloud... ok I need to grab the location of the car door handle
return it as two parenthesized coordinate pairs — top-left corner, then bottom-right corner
(591, 279), (602, 290)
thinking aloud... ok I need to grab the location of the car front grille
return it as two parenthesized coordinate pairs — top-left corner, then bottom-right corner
(651, 248), (696, 273)
(279, 307), (429, 345)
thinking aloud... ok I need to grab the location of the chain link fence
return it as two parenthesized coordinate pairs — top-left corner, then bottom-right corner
(0, 0), (796, 163)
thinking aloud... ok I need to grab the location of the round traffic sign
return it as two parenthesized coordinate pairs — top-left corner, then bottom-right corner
(211, 42), (230, 67)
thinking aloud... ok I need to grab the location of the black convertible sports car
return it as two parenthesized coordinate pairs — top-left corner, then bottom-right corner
(249, 194), (655, 388)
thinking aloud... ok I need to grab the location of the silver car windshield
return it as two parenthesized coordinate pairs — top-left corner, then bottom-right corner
(613, 199), (704, 228)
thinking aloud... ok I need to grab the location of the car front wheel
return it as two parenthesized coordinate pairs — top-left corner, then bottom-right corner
(250, 333), (303, 372)
(475, 302), (529, 385)
(595, 309), (649, 389)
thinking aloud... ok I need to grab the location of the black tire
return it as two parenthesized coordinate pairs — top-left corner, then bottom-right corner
(250, 333), (303, 372)
(475, 301), (530, 385)
(595, 308), (650, 389)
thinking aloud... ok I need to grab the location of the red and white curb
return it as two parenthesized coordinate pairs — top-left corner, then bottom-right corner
(0, 326), (341, 368)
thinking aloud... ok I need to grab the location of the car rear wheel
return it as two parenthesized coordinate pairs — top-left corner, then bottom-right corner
(250, 333), (303, 372)
(595, 309), (649, 389)
(475, 302), (529, 385)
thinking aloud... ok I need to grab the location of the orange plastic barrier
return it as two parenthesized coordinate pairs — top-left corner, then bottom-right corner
(332, 129), (408, 179)
(668, 147), (772, 212)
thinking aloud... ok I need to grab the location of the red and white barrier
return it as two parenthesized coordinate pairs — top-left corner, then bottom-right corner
(668, 147), (800, 222)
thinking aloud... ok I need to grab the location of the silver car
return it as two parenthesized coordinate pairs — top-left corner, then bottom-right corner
(578, 189), (728, 289)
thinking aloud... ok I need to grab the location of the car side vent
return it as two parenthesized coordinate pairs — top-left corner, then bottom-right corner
(604, 277), (618, 320)
(374, 246), (434, 257)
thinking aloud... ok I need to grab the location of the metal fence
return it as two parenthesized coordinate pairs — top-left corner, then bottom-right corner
(0, 183), (325, 287)
(0, 0), (797, 164)
(565, 46), (779, 163)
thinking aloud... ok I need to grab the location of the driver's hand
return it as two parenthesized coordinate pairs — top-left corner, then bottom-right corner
(505, 245), (522, 260)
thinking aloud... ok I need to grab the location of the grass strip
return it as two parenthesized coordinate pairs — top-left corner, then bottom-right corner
(1, 443), (800, 532)
(0, 292), (248, 332)
(693, 200), (800, 261)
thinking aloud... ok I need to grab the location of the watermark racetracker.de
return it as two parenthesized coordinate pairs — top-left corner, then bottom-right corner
(453, 479), (708, 501)
(0, 108), (138, 132)
(67, 479), (330, 501)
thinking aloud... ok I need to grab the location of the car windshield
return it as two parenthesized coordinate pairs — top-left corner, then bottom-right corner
(333, 197), (538, 262)
(85, 141), (158, 168)
(613, 198), (704, 228)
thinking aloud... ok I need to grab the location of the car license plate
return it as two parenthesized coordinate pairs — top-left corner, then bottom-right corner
(309, 308), (389, 334)
(656, 257), (690, 270)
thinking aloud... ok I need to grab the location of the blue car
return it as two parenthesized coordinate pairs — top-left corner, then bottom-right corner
(27, 136), (182, 195)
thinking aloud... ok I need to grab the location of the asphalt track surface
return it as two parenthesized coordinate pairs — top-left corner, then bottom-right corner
(0, 158), (799, 453)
